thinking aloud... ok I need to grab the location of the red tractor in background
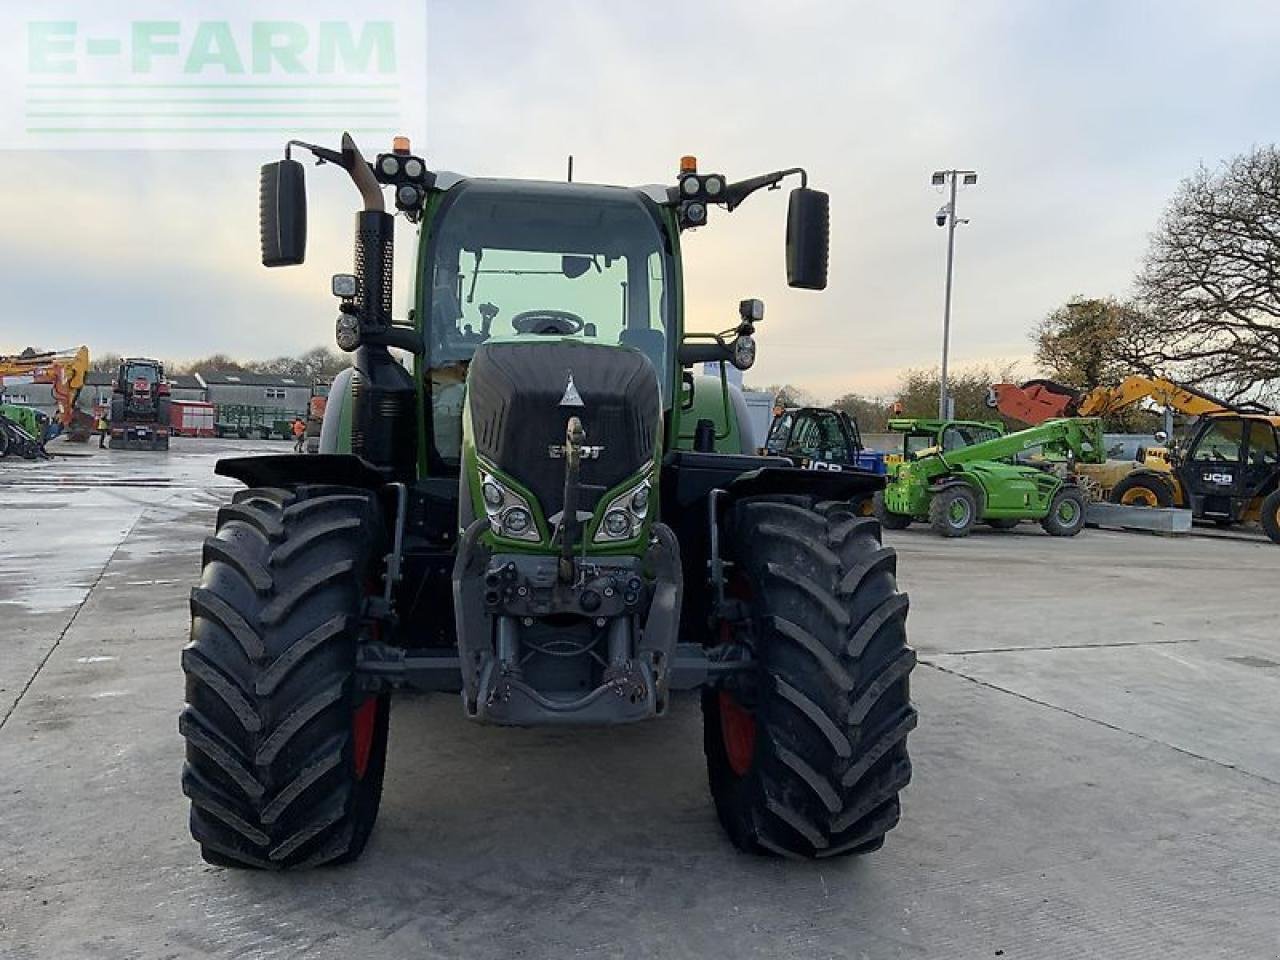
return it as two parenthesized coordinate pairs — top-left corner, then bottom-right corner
(109, 358), (171, 451)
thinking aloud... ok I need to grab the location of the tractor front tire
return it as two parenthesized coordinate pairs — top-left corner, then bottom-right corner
(929, 485), (978, 538)
(703, 497), (916, 859)
(181, 484), (390, 869)
(1110, 473), (1173, 508)
(1260, 489), (1280, 544)
(872, 491), (912, 530)
(1041, 486), (1088, 537)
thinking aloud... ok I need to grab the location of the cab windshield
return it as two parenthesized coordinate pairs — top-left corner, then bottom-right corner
(423, 181), (673, 375)
(124, 364), (158, 383)
(421, 180), (674, 466)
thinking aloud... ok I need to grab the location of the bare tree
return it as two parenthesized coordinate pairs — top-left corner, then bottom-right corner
(1134, 145), (1280, 403)
(894, 364), (1022, 425)
(831, 393), (892, 433)
(1033, 297), (1146, 390)
(89, 351), (123, 373)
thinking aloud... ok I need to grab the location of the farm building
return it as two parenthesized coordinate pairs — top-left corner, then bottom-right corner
(170, 374), (206, 403)
(195, 370), (312, 416)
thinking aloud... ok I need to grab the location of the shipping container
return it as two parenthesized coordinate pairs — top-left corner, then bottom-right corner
(170, 400), (216, 437)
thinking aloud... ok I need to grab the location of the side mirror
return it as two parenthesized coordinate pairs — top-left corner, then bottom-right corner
(785, 187), (829, 290)
(259, 159), (307, 267)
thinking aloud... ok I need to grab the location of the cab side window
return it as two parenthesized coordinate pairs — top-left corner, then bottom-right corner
(1192, 421), (1244, 462)
(789, 417), (818, 457)
(1247, 423), (1279, 469)
(765, 413), (793, 454)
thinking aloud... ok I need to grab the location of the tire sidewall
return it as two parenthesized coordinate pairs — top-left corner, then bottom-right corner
(1042, 487), (1087, 536)
(1261, 490), (1280, 544)
(930, 485), (977, 537)
(1111, 472), (1172, 508)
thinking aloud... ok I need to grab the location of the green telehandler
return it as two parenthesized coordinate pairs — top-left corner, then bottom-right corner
(179, 134), (916, 869)
(875, 417), (1105, 537)
(0, 404), (52, 459)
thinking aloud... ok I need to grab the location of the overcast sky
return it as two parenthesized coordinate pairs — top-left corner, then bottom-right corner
(1, 1), (1277, 399)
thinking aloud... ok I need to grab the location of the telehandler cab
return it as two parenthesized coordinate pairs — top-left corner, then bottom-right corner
(180, 134), (916, 868)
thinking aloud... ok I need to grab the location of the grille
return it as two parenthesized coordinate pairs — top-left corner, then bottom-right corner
(467, 341), (660, 516)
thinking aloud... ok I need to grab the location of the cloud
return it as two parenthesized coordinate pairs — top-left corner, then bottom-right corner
(1, 0), (1278, 399)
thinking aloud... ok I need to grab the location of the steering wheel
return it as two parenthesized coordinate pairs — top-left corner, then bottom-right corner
(511, 309), (586, 335)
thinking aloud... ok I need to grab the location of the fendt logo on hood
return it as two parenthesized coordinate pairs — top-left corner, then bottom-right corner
(559, 371), (584, 408)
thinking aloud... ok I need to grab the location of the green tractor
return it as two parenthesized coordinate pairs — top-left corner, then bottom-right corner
(875, 417), (1105, 537)
(180, 134), (916, 869)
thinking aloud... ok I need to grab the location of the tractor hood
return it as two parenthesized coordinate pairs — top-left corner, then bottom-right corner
(465, 339), (661, 523)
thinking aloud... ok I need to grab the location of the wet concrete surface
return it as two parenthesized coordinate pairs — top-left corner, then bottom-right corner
(1, 439), (1278, 959)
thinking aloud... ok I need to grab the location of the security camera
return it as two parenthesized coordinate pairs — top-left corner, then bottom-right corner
(935, 206), (949, 228)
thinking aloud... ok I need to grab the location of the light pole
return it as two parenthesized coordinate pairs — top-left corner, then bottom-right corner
(931, 169), (978, 419)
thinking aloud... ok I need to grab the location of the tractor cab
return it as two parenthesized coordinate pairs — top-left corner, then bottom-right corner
(888, 417), (1005, 462)
(1177, 413), (1280, 522)
(765, 406), (883, 474)
(418, 178), (675, 472)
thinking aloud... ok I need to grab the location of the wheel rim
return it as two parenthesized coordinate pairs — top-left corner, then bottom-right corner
(1121, 487), (1158, 507)
(1058, 499), (1079, 524)
(718, 691), (757, 777)
(352, 696), (378, 780)
(948, 498), (971, 527)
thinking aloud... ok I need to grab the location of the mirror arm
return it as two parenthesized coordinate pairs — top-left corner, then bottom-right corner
(284, 133), (385, 212)
(678, 335), (732, 367)
(678, 322), (753, 367)
(723, 167), (808, 211)
(363, 324), (424, 355)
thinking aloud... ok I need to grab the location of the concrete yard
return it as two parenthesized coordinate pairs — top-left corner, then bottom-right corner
(2, 438), (1278, 959)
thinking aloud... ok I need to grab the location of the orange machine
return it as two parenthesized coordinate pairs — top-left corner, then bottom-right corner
(0, 346), (91, 439)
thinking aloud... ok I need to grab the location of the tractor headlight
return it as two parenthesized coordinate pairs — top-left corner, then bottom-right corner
(335, 314), (361, 352)
(594, 471), (653, 543)
(478, 471), (541, 542)
(603, 510), (632, 538)
(481, 480), (505, 508)
(731, 334), (756, 371)
(502, 506), (533, 536)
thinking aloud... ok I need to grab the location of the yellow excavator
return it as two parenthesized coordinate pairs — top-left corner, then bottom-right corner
(0, 347), (92, 452)
(989, 376), (1280, 542)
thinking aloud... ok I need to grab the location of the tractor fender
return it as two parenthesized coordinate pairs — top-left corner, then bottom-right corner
(726, 464), (884, 504)
(214, 453), (386, 491)
(318, 366), (355, 454)
(928, 476), (986, 511)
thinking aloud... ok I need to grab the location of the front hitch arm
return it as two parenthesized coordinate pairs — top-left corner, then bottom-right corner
(557, 416), (586, 584)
